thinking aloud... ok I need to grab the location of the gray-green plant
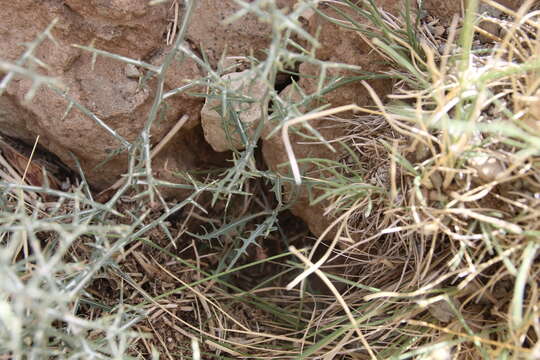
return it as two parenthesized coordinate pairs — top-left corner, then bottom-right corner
(1, 0), (539, 358)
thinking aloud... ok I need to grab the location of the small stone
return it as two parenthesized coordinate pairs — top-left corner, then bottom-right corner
(433, 25), (445, 37)
(479, 20), (500, 43)
(201, 70), (268, 152)
(124, 64), (140, 79)
(278, 83), (306, 111)
(413, 141), (431, 162)
(469, 155), (505, 183)
(428, 299), (455, 323)
(426, 346), (452, 360)
(61, 178), (71, 191)
(429, 190), (447, 202)
(295, 2), (315, 23)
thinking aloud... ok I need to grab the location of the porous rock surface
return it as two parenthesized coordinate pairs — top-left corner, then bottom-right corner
(1, 0), (211, 190)
(188, 0), (297, 67)
(261, 0), (411, 240)
(423, 0), (528, 20)
(201, 70), (268, 152)
(0, 0), (308, 191)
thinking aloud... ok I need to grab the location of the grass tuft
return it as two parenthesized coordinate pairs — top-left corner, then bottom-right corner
(1, 0), (539, 358)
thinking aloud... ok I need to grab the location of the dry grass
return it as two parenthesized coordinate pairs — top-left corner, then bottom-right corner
(1, 0), (539, 359)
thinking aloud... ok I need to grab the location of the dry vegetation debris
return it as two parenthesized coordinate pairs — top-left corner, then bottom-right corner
(0, 0), (539, 359)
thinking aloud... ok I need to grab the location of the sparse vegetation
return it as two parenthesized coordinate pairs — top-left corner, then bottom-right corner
(0, 0), (539, 359)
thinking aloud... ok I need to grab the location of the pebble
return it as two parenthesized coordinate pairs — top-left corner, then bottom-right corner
(433, 25), (445, 37)
(124, 63), (140, 79)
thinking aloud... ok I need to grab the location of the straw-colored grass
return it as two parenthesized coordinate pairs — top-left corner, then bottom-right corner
(1, 0), (538, 359)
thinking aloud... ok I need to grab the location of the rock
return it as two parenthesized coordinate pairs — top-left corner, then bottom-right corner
(124, 64), (140, 79)
(433, 25), (446, 37)
(491, 0), (533, 10)
(189, 0), (410, 72)
(201, 70), (268, 152)
(62, 0), (169, 59)
(150, 46), (205, 130)
(187, 0), (297, 67)
(367, 0), (415, 15)
(261, 0), (412, 240)
(296, 1), (404, 111)
(427, 300), (456, 323)
(0, 137), (61, 195)
(423, 0), (527, 21)
(187, 0), (413, 71)
(1, 0), (167, 62)
(0, 0), (209, 191)
(469, 155), (505, 183)
(478, 19), (501, 43)
(262, 105), (349, 239)
(0, 95), (38, 144)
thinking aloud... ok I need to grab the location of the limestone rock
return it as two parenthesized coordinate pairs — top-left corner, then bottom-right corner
(261, 0), (412, 240)
(293, 0), (416, 109)
(367, 0), (415, 15)
(469, 155), (505, 184)
(263, 84), (353, 240)
(423, 0), (528, 21)
(187, 0), (296, 67)
(0, 95), (38, 144)
(62, 0), (169, 59)
(201, 70), (268, 152)
(185, 0), (408, 70)
(0, 0), (208, 190)
(296, 2), (398, 110)
(262, 108), (348, 239)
